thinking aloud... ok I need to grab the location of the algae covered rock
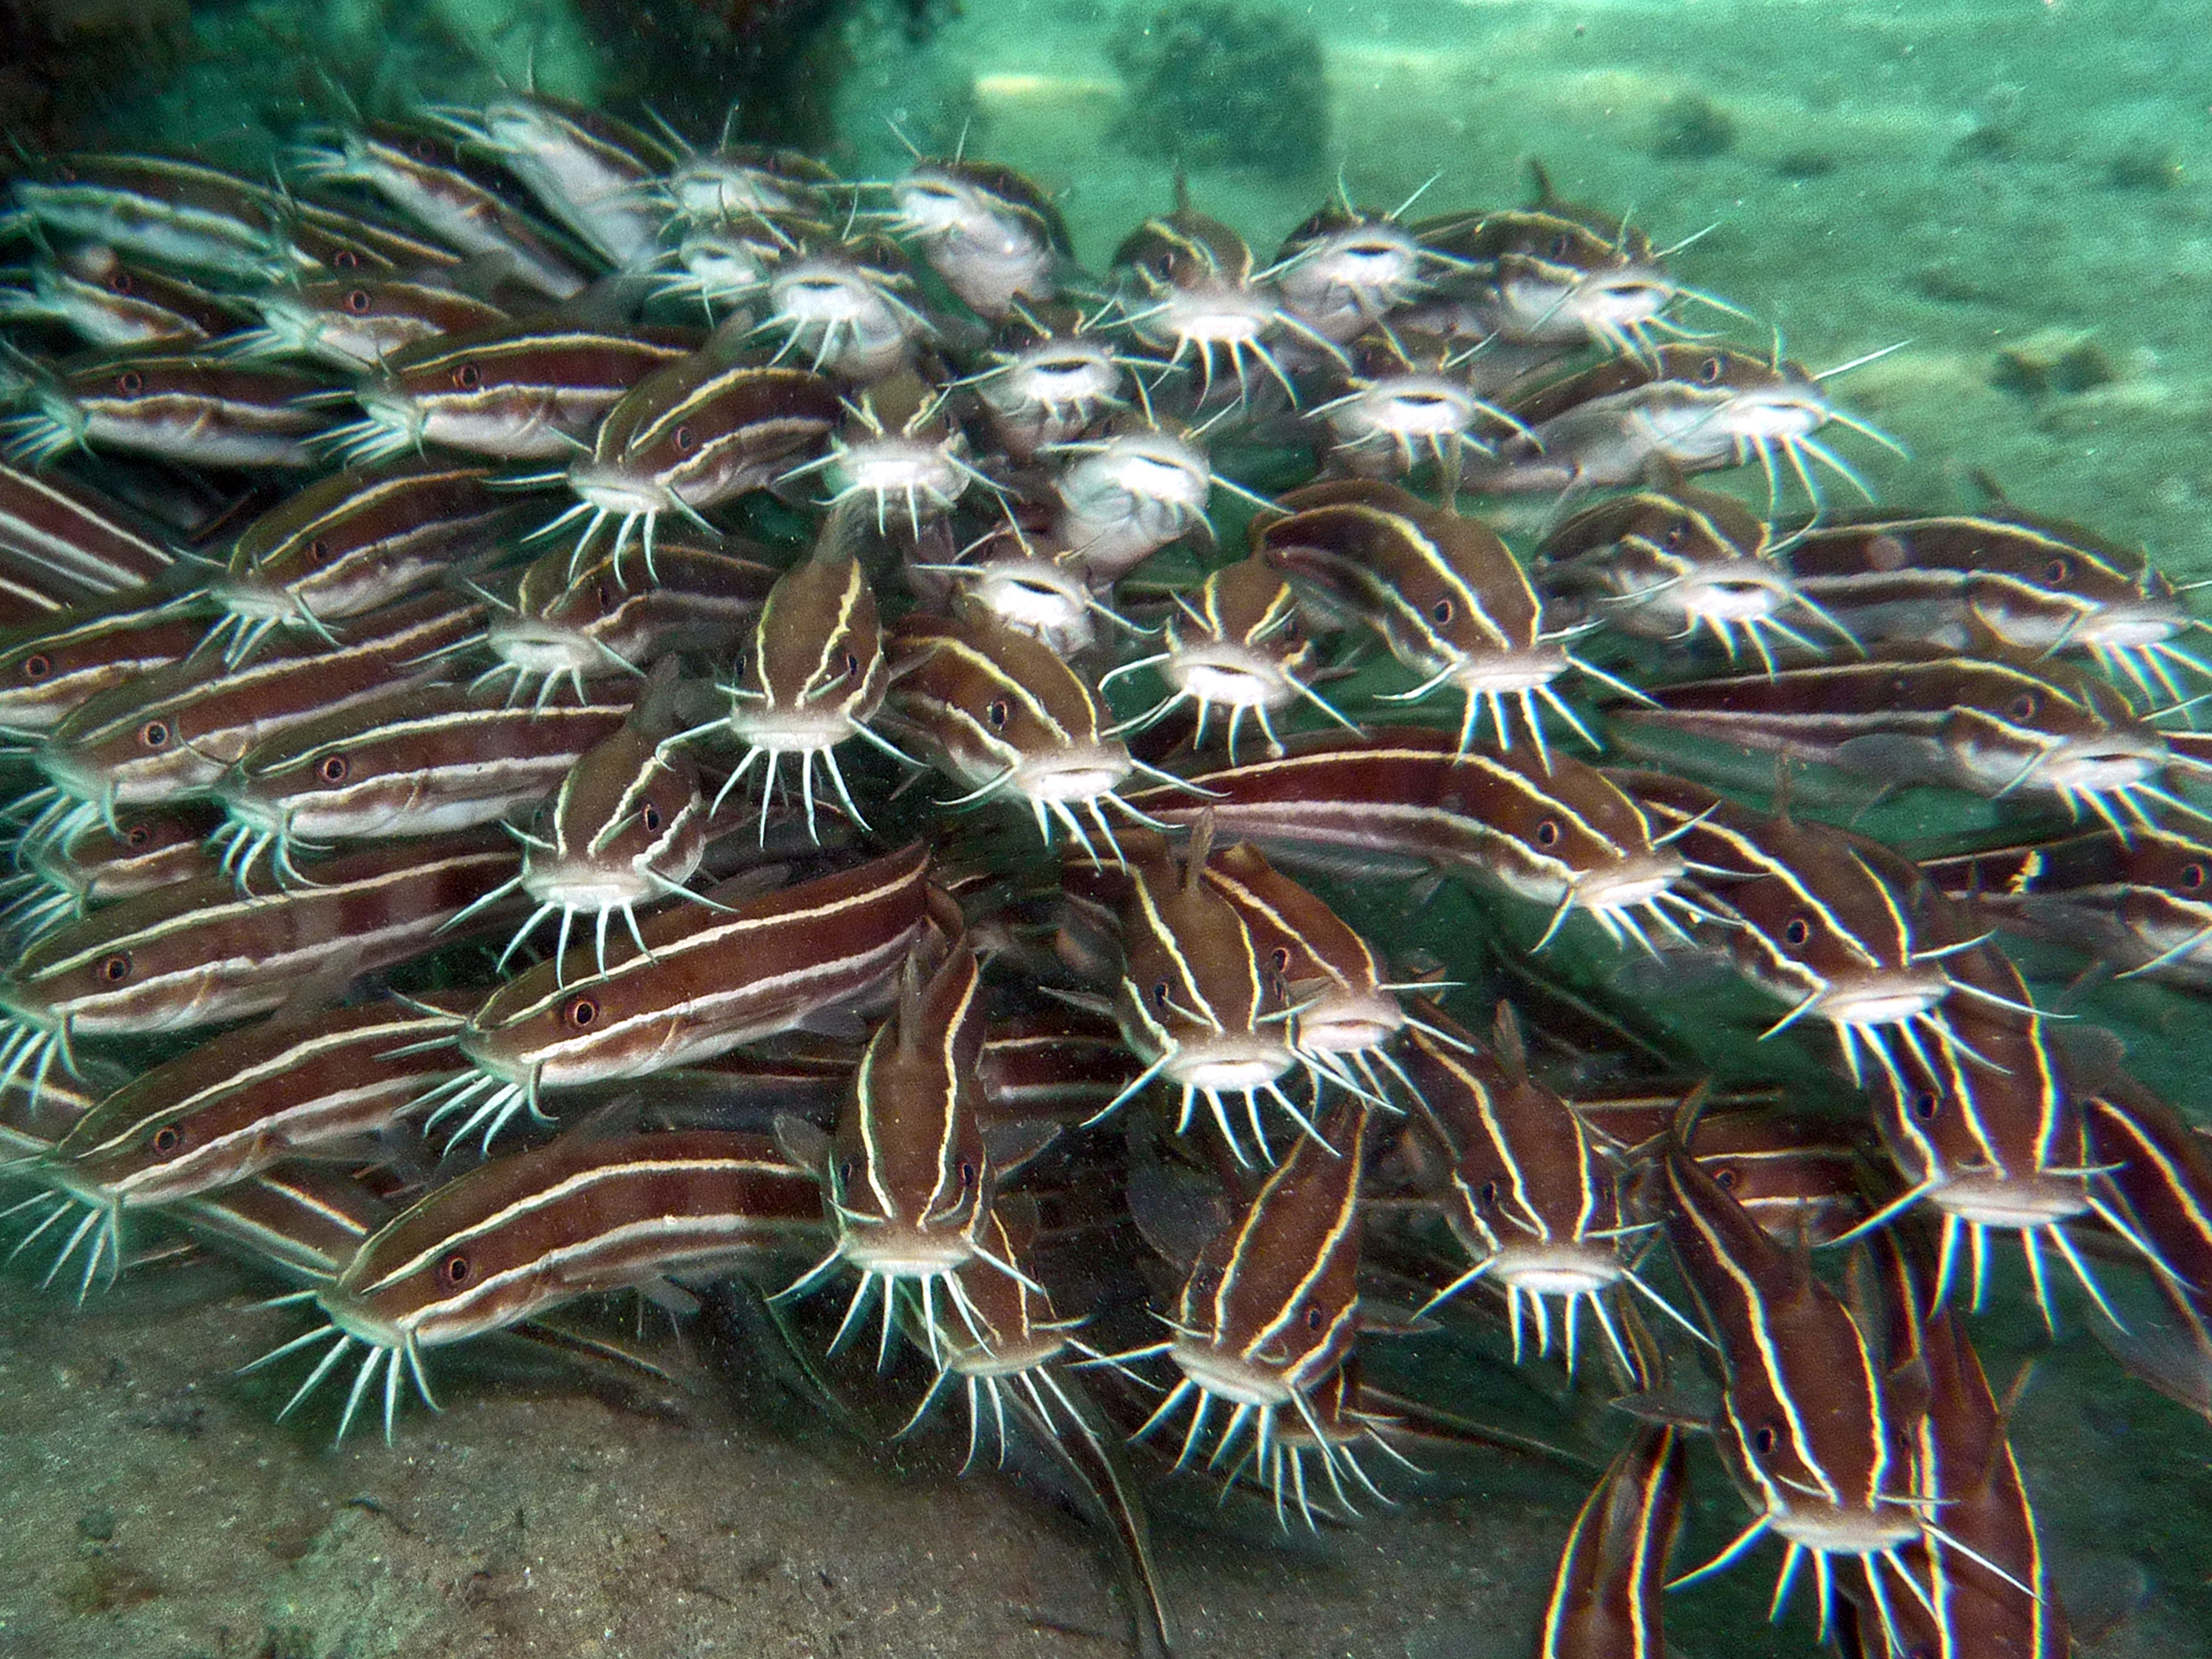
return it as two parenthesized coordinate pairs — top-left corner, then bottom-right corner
(1106, 0), (1329, 178)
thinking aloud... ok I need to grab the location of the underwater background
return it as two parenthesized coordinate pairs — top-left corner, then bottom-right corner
(2, 1), (2210, 1656)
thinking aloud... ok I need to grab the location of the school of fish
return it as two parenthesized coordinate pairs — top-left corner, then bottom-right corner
(3, 95), (2210, 1659)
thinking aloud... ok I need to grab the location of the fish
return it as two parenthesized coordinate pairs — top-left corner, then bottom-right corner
(244, 1128), (823, 1442)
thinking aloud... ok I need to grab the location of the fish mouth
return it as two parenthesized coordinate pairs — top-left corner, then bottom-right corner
(1576, 853), (1689, 917)
(486, 621), (601, 676)
(1294, 994), (1403, 1054)
(726, 705), (859, 754)
(207, 578), (304, 623)
(1768, 1501), (1919, 1556)
(1817, 971), (1950, 1029)
(2080, 602), (2189, 651)
(1929, 1172), (2090, 1230)
(521, 865), (655, 910)
(1163, 1035), (1294, 1093)
(946, 1328), (1069, 1379)
(1450, 645), (1571, 696)
(566, 464), (673, 518)
(1170, 1338), (1298, 1408)
(1169, 653), (1290, 710)
(2041, 738), (2163, 795)
(1488, 1242), (1623, 1298)
(839, 1221), (974, 1280)
(1012, 748), (1131, 805)
(1682, 567), (1791, 623)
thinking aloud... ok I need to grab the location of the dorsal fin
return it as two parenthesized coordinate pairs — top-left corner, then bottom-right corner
(1182, 808), (1215, 894)
(1525, 157), (1559, 209)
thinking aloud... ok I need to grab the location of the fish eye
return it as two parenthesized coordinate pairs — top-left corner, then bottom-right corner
(594, 582), (614, 608)
(1304, 1304), (1325, 1331)
(304, 537), (332, 564)
(20, 653), (50, 681)
(1751, 1423), (1779, 1456)
(2182, 862), (2206, 890)
(452, 362), (482, 391)
(106, 270), (134, 294)
(958, 1159), (977, 1188)
(1712, 1166), (1737, 1190)
(843, 651), (862, 680)
(115, 369), (144, 396)
(139, 719), (170, 750)
(838, 1157), (858, 1188)
(1547, 232), (1572, 260)
(1270, 946), (1292, 973)
(985, 697), (1011, 730)
(672, 423), (696, 452)
(343, 288), (372, 314)
(410, 138), (440, 162)
(150, 1125), (182, 1155)
(1152, 978), (1172, 1009)
(1431, 597), (1456, 625)
(1782, 915), (1813, 947)
(124, 823), (152, 848)
(96, 952), (132, 984)
(318, 754), (349, 784)
(1533, 818), (1561, 847)
(2006, 693), (2038, 722)
(1662, 520), (1690, 550)
(2043, 556), (2071, 584)
(1478, 1178), (1500, 1206)
(440, 1251), (471, 1285)
(1697, 356), (1725, 384)
(642, 805), (663, 833)
(564, 993), (601, 1028)
(1911, 1089), (1940, 1122)
(331, 248), (364, 270)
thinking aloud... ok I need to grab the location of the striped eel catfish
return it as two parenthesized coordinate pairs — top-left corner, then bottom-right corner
(210, 681), (635, 884)
(324, 323), (698, 466)
(24, 590), (483, 846)
(545, 356), (840, 575)
(1266, 192), (1469, 346)
(1049, 418), (1235, 584)
(885, 611), (1168, 861)
(1839, 1229), (2068, 1659)
(1614, 650), (2187, 831)
(668, 499), (893, 842)
(1920, 821), (2212, 986)
(1786, 507), (2201, 702)
(2, 353), (330, 469)
(1401, 999), (1691, 1373)
(1661, 1133), (1931, 1652)
(1537, 476), (1854, 670)
(476, 537), (775, 709)
(749, 224), (935, 382)
(205, 461), (519, 662)
(1260, 477), (1638, 763)
(907, 514), (1117, 658)
(0, 832), (523, 1101)
(4, 803), (225, 938)
(2082, 1078), (2212, 1422)
(228, 274), (511, 372)
(244, 1129), (824, 1443)
(1613, 770), (2019, 1095)
(963, 303), (1132, 464)
(1119, 1097), (1372, 1490)
(452, 687), (716, 980)
(1099, 547), (1361, 761)
(1536, 1423), (1687, 1659)
(1305, 325), (1517, 493)
(887, 156), (1071, 321)
(778, 912), (1005, 1363)
(0, 245), (241, 349)
(1463, 342), (1904, 512)
(287, 119), (589, 301)
(1126, 729), (1700, 955)
(448, 94), (676, 271)
(787, 369), (992, 541)
(18, 993), (475, 1297)
(1086, 820), (1306, 1162)
(1194, 840), (1413, 1101)
(7, 155), (301, 282)
(0, 592), (209, 738)
(1110, 180), (1325, 407)
(422, 843), (932, 1150)
(1842, 941), (2147, 1328)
